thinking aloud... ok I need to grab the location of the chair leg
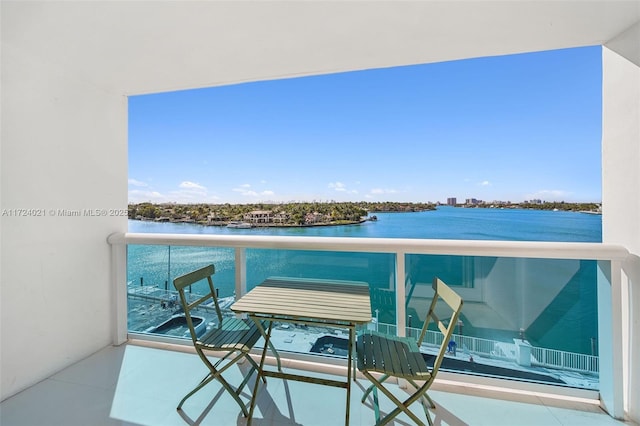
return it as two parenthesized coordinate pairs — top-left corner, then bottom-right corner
(372, 386), (381, 424)
(424, 393), (435, 409)
(178, 350), (254, 417)
(177, 373), (216, 410)
(361, 373), (390, 402)
(407, 378), (436, 408)
(216, 372), (252, 417)
(361, 371), (429, 426)
(386, 382), (436, 426)
(237, 356), (260, 393)
(244, 353), (267, 384)
(177, 367), (250, 416)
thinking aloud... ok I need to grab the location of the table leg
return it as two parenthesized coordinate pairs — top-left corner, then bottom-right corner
(346, 325), (355, 425)
(247, 318), (273, 425)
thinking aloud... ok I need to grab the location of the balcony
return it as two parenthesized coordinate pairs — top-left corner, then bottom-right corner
(0, 341), (626, 426)
(72, 232), (632, 421)
(0, 231), (635, 424)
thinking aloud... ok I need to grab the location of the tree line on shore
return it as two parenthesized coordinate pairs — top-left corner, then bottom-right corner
(128, 200), (600, 226)
(128, 201), (437, 225)
(473, 201), (601, 213)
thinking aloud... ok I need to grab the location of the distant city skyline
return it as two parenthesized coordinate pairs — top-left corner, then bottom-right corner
(129, 46), (602, 205)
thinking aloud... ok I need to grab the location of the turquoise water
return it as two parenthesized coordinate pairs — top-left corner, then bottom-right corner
(128, 206), (602, 241)
(127, 206), (602, 354)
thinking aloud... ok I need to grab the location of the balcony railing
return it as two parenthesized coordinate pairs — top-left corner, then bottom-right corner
(107, 232), (631, 419)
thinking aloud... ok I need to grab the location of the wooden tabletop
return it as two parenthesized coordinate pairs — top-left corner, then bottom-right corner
(231, 277), (372, 325)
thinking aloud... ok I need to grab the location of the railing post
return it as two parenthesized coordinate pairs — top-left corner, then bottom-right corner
(235, 247), (247, 300)
(395, 251), (407, 389)
(623, 255), (639, 424)
(396, 251), (406, 338)
(109, 233), (128, 345)
(597, 259), (624, 419)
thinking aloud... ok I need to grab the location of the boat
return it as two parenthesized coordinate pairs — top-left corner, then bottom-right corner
(227, 221), (252, 229)
(145, 314), (207, 338)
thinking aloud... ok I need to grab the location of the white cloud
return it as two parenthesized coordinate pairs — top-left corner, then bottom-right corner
(479, 180), (491, 186)
(128, 179), (148, 187)
(232, 185), (260, 197)
(179, 181), (206, 190)
(329, 182), (359, 195)
(129, 180), (221, 204)
(329, 182), (347, 191)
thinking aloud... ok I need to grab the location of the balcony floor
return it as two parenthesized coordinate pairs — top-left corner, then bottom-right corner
(0, 342), (630, 426)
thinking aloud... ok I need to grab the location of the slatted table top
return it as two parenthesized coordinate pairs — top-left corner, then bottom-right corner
(231, 277), (372, 325)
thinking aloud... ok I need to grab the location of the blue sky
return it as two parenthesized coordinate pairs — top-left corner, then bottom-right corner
(129, 46), (602, 205)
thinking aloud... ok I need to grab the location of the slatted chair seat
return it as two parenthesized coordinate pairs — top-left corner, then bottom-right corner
(197, 318), (265, 352)
(357, 332), (432, 380)
(357, 277), (463, 426)
(172, 264), (269, 419)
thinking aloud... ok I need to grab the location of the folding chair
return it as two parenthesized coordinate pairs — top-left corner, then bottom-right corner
(357, 277), (464, 426)
(173, 264), (266, 417)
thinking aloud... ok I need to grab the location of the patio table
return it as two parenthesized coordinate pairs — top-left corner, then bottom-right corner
(231, 276), (372, 425)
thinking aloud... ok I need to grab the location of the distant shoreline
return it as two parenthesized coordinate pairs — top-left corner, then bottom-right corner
(128, 201), (600, 228)
(130, 217), (372, 228)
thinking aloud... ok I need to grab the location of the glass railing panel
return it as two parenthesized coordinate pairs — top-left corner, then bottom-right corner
(126, 245), (396, 345)
(404, 253), (600, 390)
(127, 244), (236, 336)
(244, 249), (396, 357)
(125, 244), (605, 391)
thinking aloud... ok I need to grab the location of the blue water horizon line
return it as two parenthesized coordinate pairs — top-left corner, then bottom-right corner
(128, 205), (602, 243)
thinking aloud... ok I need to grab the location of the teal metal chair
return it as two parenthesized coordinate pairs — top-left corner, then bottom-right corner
(173, 264), (266, 417)
(357, 277), (464, 425)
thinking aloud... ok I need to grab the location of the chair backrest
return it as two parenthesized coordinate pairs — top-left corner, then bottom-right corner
(415, 277), (464, 377)
(173, 264), (223, 343)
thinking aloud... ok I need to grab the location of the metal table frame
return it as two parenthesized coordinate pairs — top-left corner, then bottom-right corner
(231, 277), (372, 425)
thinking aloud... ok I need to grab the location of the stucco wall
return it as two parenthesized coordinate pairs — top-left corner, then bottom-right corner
(602, 43), (640, 423)
(0, 44), (128, 400)
(602, 48), (640, 252)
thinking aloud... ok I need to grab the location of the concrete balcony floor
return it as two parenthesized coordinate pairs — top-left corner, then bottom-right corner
(0, 342), (631, 426)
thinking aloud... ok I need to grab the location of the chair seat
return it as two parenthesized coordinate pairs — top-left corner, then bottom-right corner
(357, 331), (432, 380)
(197, 318), (264, 353)
(357, 278), (463, 426)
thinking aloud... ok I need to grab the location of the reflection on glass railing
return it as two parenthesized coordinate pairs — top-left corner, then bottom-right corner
(127, 245), (603, 391)
(404, 254), (600, 390)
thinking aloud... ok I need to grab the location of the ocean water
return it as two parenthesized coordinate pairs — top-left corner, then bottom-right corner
(127, 206), (602, 354)
(128, 206), (602, 242)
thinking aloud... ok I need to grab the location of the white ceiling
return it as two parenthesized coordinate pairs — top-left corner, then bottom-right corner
(3, 1), (639, 96)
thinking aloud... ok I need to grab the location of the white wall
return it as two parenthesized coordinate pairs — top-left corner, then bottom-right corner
(602, 38), (640, 422)
(0, 44), (128, 400)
